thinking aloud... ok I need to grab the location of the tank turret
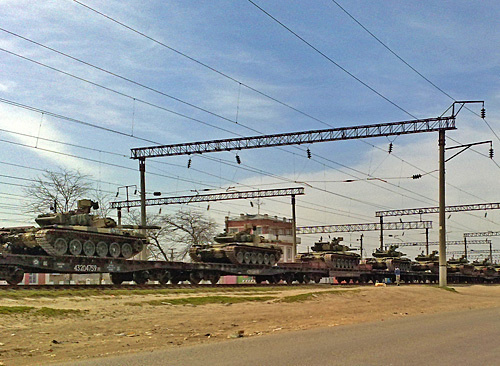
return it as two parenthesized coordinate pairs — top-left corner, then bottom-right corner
(412, 250), (439, 273)
(0, 199), (149, 259)
(366, 245), (411, 271)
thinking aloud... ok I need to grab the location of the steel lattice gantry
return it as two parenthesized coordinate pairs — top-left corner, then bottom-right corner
(392, 240), (490, 247)
(111, 187), (304, 209)
(463, 231), (500, 238)
(131, 117), (455, 159)
(376, 202), (500, 217)
(296, 221), (432, 234)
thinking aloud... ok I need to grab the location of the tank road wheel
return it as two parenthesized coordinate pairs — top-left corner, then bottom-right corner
(189, 271), (202, 285)
(133, 240), (144, 253)
(263, 254), (270, 265)
(251, 252), (258, 264)
(109, 243), (121, 258)
(69, 239), (83, 256)
(133, 271), (149, 285)
(96, 241), (108, 257)
(83, 240), (96, 256)
(269, 254), (276, 265)
(158, 270), (171, 285)
(53, 238), (68, 255)
(210, 274), (221, 285)
(257, 252), (264, 265)
(243, 251), (252, 264)
(6, 267), (24, 285)
(121, 243), (134, 259)
(236, 251), (244, 264)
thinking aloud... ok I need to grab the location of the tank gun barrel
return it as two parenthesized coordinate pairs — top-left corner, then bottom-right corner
(119, 225), (161, 230)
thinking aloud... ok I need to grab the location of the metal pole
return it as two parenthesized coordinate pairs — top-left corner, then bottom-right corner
(379, 216), (384, 250)
(139, 158), (147, 260)
(425, 227), (429, 255)
(438, 129), (447, 287)
(291, 194), (297, 261)
(117, 208), (122, 227)
(360, 234), (364, 260)
(464, 236), (468, 261)
(489, 240), (493, 263)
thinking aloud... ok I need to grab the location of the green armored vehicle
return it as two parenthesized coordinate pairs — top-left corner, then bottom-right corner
(189, 228), (282, 265)
(447, 255), (474, 275)
(0, 199), (148, 259)
(296, 237), (360, 270)
(366, 245), (412, 271)
(412, 250), (439, 273)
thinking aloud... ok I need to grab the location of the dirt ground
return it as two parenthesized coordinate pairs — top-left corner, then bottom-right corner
(0, 284), (500, 366)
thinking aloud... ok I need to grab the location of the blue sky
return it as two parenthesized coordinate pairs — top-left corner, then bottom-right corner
(1, 0), (499, 259)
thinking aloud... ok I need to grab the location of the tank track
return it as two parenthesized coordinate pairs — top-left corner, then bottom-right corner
(34, 228), (146, 259)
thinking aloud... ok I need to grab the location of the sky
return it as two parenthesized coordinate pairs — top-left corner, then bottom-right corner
(1, 0), (500, 260)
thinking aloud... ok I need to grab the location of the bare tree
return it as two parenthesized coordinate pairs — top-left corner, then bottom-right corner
(24, 168), (92, 214)
(160, 209), (219, 260)
(125, 208), (219, 261)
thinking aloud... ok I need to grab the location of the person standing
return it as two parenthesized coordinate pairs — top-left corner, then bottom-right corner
(395, 267), (401, 286)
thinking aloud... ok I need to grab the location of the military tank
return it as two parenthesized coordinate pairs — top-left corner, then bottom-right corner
(366, 245), (412, 271)
(296, 237), (360, 270)
(0, 199), (149, 259)
(447, 255), (474, 275)
(411, 250), (439, 273)
(189, 228), (282, 265)
(471, 258), (497, 278)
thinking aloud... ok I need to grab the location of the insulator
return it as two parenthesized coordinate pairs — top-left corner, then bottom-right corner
(187, 158), (192, 168)
(307, 148), (311, 159)
(388, 142), (393, 154)
(481, 108), (486, 119)
(412, 174), (422, 179)
(489, 148), (494, 159)
(236, 154), (241, 164)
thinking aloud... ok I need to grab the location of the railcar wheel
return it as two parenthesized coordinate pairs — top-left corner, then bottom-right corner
(243, 251), (252, 264)
(109, 243), (121, 258)
(83, 240), (96, 256)
(210, 274), (221, 284)
(284, 274), (294, 285)
(69, 239), (83, 256)
(5, 267), (24, 285)
(170, 276), (181, 285)
(158, 270), (171, 285)
(303, 275), (311, 284)
(53, 238), (68, 256)
(236, 251), (244, 264)
(133, 271), (149, 285)
(313, 274), (322, 284)
(189, 271), (202, 285)
(255, 276), (265, 284)
(96, 241), (108, 257)
(121, 243), (133, 259)
(110, 273), (125, 285)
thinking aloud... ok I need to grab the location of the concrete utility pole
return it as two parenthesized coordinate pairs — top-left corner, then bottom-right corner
(438, 129), (447, 287)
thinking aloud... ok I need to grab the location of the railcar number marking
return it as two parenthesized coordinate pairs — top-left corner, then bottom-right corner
(74, 264), (98, 272)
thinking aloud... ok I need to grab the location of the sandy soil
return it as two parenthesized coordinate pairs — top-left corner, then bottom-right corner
(0, 284), (499, 366)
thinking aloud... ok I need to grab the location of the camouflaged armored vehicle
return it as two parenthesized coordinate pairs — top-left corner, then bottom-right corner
(0, 199), (148, 259)
(411, 250), (439, 273)
(296, 237), (360, 270)
(366, 245), (412, 271)
(447, 255), (474, 275)
(189, 228), (282, 265)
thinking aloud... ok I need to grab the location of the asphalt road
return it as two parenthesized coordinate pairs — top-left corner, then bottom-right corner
(54, 307), (500, 366)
